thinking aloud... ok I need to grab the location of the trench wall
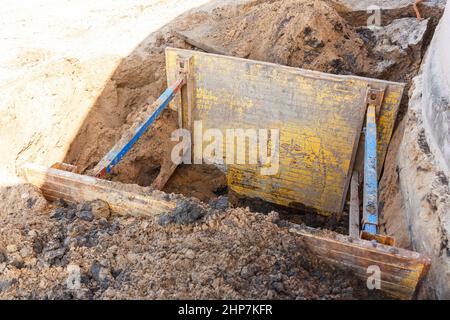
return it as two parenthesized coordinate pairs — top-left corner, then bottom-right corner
(398, 1), (450, 299)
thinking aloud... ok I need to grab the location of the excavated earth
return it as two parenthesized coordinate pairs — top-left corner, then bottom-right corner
(0, 185), (386, 299)
(0, 0), (444, 299)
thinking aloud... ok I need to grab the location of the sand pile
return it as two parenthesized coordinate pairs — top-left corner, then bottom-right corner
(176, 0), (373, 74)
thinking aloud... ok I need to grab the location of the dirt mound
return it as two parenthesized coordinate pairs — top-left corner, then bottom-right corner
(177, 0), (373, 74)
(0, 197), (372, 299)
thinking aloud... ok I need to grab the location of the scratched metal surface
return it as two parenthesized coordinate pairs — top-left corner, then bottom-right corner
(166, 48), (404, 214)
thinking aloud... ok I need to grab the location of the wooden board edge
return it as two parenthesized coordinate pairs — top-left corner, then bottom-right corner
(289, 225), (431, 300)
(21, 162), (176, 217)
(173, 29), (228, 56)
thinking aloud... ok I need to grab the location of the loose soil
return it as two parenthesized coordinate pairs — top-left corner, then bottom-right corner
(0, 186), (386, 299)
(175, 0), (374, 75)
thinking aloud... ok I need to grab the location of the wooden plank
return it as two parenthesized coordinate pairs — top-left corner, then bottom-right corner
(90, 78), (185, 177)
(151, 162), (178, 191)
(289, 225), (430, 300)
(174, 28), (228, 56)
(312, 245), (421, 286)
(151, 143), (191, 190)
(21, 163), (176, 217)
(166, 48), (405, 215)
(349, 171), (360, 238)
(152, 56), (195, 191)
(322, 256), (418, 298)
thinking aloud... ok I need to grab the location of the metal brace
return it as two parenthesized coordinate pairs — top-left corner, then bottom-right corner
(362, 87), (385, 236)
(366, 88), (385, 117)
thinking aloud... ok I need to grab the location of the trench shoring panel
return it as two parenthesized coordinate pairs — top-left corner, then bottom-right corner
(166, 48), (404, 214)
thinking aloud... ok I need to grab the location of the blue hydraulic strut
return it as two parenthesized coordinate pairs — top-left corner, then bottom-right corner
(92, 77), (185, 177)
(362, 104), (378, 234)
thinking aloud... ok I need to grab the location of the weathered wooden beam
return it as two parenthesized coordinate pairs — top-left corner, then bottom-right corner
(349, 171), (360, 238)
(151, 145), (191, 191)
(289, 225), (430, 300)
(21, 162), (176, 217)
(151, 162), (178, 191)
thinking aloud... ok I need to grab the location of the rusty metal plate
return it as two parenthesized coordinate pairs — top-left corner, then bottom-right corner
(166, 48), (404, 215)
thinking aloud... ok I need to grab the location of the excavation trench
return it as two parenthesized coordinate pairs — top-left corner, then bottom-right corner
(64, 0), (441, 238)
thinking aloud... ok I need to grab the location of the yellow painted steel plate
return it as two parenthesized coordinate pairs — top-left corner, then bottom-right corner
(166, 48), (404, 214)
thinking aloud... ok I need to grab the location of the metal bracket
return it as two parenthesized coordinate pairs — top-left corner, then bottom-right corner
(361, 219), (378, 229)
(366, 87), (385, 117)
(177, 57), (190, 76)
(360, 231), (396, 246)
(359, 86), (396, 246)
(175, 56), (193, 130)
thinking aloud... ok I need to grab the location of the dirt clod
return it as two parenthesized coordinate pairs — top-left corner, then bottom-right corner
(90, 200), (111, 219)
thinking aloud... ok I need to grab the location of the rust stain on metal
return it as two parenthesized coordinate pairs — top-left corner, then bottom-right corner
(166, 48), (405, 215)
